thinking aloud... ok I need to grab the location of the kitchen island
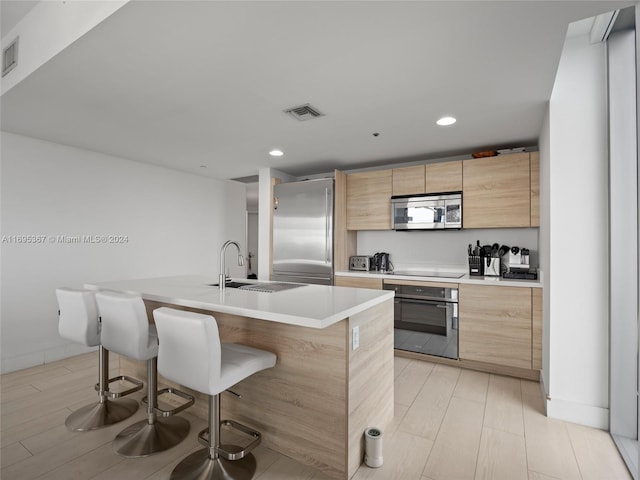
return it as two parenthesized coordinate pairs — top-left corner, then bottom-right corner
(86, 275), (395, 480)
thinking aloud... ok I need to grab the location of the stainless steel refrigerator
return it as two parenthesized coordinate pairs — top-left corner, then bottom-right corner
(272, 178), (334, 285)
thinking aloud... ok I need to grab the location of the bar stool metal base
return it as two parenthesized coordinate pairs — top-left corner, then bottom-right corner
(113, 416), (190, 458)
(65, 398), (139, 432)
(169, 447), (257, 480)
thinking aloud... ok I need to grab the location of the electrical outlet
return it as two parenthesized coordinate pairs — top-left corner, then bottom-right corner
(352, 325), (360, 350)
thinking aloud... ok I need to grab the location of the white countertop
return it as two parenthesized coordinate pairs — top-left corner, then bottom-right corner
(336, 269), (543, 288)
(85, 275), (394, 329)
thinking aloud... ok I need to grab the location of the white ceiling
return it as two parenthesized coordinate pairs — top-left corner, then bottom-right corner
(0, 1), (631, 181)
(0, 0), (38, 35)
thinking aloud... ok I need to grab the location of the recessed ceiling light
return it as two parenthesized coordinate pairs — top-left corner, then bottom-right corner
(436, 116), (457, 126)
(269, 149), (284, 157)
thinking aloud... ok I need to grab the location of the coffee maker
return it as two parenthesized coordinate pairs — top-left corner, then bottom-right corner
(503, 246), (530, 270)
(501, 246), (537, 279)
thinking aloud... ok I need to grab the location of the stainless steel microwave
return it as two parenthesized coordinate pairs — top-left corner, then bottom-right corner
(391, 192), (462, 230)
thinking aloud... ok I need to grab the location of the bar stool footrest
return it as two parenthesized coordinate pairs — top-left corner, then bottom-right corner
(197, 420), (262, 460)
(142, 387), (195, 417)
(95, 375), (144, 399)
(219, 420), (262, 460)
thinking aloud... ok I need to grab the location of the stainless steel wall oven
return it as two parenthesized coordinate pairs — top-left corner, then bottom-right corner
(384, 281), (458, 359)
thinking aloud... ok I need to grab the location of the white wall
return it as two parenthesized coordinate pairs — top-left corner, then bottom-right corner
(544, 32), (610, 428)
(357, 228), (538, 270)
(0, 132), (246, 373)
(539, 107), (551, 395)
(608, 27), (638, 440)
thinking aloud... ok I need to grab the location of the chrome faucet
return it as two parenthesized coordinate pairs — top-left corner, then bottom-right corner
(219, 240), (245, 291)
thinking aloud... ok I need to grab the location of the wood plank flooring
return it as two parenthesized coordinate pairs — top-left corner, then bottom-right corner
(1, 352), (632, 480)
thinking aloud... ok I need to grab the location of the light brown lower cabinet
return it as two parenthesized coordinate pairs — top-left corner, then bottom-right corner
(334, 276), (383, 289)
(532, 288), (543, 369)
(459, 284), (536, 370)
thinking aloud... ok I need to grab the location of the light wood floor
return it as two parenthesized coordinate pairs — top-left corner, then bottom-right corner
(1, 352), (632, 480)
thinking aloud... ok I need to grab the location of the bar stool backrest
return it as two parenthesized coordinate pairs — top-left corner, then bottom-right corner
(153, 307), (222, 395)
(96, 291), (158, 361)
(56, 288), (101, 347)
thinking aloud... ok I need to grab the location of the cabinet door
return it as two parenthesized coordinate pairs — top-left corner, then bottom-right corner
(392, 165), (425, 195)
(425, 160), (462, 193)
(530, 152), (540, 227)
(334, 170), (357, 272)
(346, 170), (392, 230)
(334, 276), (382, 289)
(532, 288), (542, 369)
(462, 153), (531, 228)
(459, 284), (532, 369)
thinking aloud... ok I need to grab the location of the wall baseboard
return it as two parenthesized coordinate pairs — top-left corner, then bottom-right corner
(1, 343), (96, 374)
(546, 395), (609, 430)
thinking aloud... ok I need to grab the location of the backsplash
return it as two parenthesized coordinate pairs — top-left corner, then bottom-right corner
(356, 228), (539, 270)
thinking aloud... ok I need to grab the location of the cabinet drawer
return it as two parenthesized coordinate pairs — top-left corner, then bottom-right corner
(335, 276), (382, 289)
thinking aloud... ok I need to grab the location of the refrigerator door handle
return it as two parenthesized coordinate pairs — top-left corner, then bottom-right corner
(325, 187), (330, 264)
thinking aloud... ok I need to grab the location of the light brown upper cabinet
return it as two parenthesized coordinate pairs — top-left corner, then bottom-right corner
(392, 161), (463, 196)
(425, 160), (462, 193)
(334, 170), (356, 271)
(346, 170), (392, 230)
(463, 153), (531, 228)
(392, 165), (425, 196)
(530, 152), (540, 227)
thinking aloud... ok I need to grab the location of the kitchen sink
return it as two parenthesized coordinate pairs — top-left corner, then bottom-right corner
(207, 281), (304, 293)
(207, 281), (253, 288)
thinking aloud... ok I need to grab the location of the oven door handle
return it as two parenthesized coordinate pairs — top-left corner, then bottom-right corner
(396, 298), (450, 308)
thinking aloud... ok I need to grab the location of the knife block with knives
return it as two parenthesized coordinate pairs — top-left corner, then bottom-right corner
(468, 241), (502, 276)
(469, 255), (484, 276)
(468, 242), (484, 276)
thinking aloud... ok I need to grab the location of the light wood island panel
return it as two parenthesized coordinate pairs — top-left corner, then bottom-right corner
(121, 298), (394, 480)
(347, 299), (394, 476)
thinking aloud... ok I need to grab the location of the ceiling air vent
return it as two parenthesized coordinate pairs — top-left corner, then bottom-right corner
(2, 37), (19, 77)
(283, 103), (325, 121)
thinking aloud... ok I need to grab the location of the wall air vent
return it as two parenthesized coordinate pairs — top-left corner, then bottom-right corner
(283, 103), (325, 121)
(2, 37), (18, 77)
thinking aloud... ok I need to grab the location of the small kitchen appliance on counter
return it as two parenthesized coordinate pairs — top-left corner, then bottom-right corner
(372, 252), (393, 272)
(468, 241), (503, 276)
(349, 255), (374, 272)
(501, 246), (538, 279)
(348, 253), (394, 272)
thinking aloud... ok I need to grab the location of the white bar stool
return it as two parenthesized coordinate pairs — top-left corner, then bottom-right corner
(56, 288), (142, 431)
(96, 291), (194, 457)
(153, 307), (277, 480)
